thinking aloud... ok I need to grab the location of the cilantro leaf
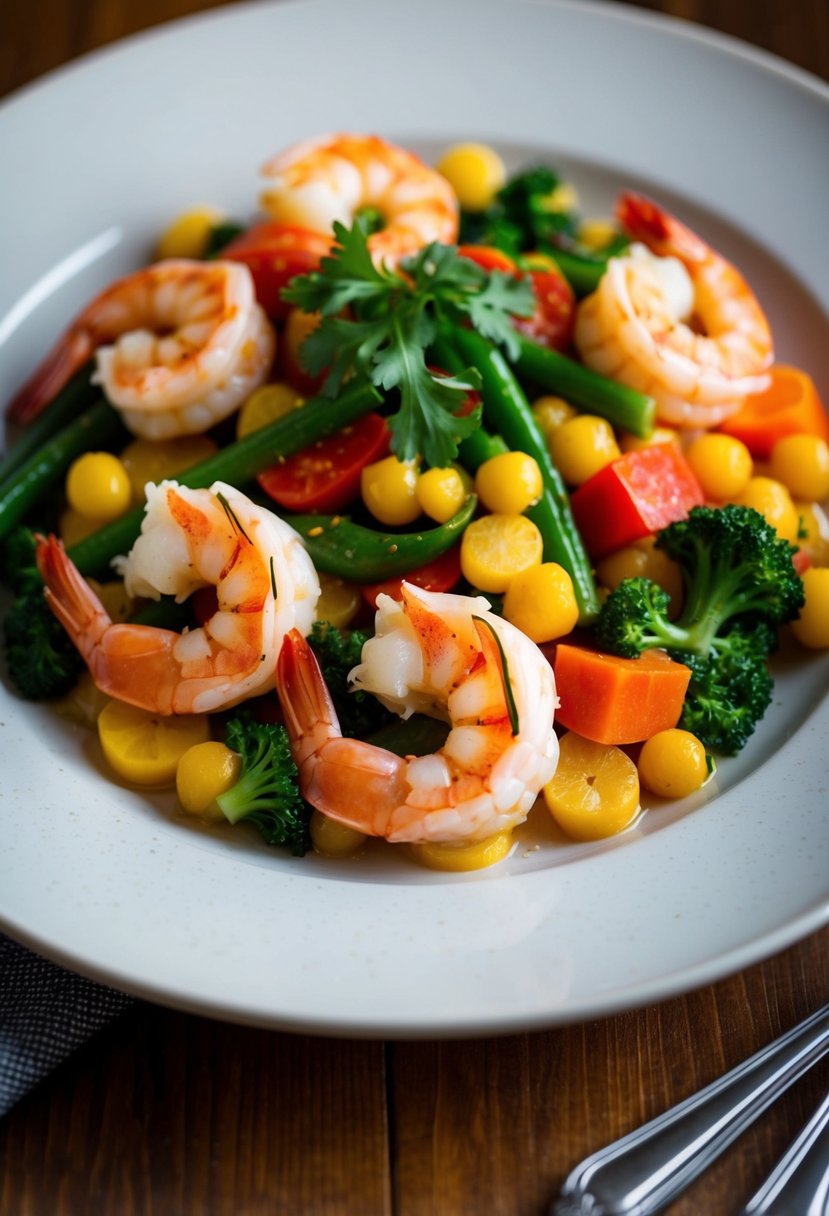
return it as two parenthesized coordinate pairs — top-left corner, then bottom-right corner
(281, 221), (533, 467)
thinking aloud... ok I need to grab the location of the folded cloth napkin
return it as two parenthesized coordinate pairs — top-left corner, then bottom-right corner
(0, 934), (133, 1116)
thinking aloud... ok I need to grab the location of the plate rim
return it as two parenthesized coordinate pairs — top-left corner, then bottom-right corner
(1, 0), (828, 1037)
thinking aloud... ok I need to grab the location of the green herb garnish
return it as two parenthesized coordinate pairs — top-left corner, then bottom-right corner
(282, 220), (535, 467)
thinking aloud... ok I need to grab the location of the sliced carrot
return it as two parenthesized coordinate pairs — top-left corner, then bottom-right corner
(551, 643), (691, 745)
(718, 365), (829, 460)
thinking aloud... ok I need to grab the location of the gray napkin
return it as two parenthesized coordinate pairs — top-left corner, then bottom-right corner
(0, 934), (133, 1116)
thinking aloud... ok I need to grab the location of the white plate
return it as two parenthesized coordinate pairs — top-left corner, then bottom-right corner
(1, 0), (827, 1037)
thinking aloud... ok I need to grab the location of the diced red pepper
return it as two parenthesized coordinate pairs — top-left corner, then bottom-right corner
(570, 444), (704, 558)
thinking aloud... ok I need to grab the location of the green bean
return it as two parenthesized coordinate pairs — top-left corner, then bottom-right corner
(0, 362), (99, 483)
(443, 324), (600, 624)
(429, 335), (509, 470)
(545, 249), (608, 297)
(513, 335), (656, 438)
(288, 496), (477, 582)
(69, 380), (381, 576)
(0, 400), (128, 544)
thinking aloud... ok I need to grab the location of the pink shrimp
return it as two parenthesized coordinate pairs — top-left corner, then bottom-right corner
(8, 259), (275, 435)
(275, 585), (559, 844)
(36, 481), (318, 715)
(574, 192), (773, 428)
(259, 133), (459, 267)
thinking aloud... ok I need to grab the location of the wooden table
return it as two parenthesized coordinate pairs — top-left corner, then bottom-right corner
(1, 2), (827, 1212)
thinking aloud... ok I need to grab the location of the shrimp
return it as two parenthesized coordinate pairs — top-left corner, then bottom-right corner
(8, 260), (276, 437)
(275, 585), (559, 844)
(259, 133), (459, 267)
(35, 481), (319, 715)
(574, 192), (773, 428)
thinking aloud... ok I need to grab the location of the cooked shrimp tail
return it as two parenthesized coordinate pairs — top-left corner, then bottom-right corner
(574, 191), (773, 428)
(616, 192), (710, 263)
(260, 133), (459, 267)
(8, 328), (96, 425)
(275, 585), (559, 844)
(8, 259), (276, 437)
(36, 481), (319, 715)
(277, 630), (406, 828)
(37, 535), (182, 710)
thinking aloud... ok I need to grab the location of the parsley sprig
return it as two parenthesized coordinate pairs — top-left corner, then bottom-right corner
(281, 221), (535, 467)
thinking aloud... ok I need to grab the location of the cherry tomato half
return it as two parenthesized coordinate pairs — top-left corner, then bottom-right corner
(457, 244), (518, 275)
(513, 266), (575, 353)
(257, 412), (390, 514)
(360, 544), (463, 611)
(223, 223), (332, 321)
(458, 246), (575, 353)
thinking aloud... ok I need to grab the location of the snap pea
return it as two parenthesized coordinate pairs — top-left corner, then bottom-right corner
(512, 335), (656, 439)
(442, 324), (601, 624)
(0, 362), (99, 484)
(0, 399), (128, 544)
(68, 379), (381, 577)
(287, 496), (477, 582)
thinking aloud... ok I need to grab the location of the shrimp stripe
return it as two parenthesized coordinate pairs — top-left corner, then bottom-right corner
(67, 379), (381, 577)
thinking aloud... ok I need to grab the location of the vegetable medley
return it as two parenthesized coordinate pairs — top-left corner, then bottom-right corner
(2, 133), (828, 871)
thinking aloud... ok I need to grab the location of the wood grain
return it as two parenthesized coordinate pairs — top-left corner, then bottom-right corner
(390, 932), (829, 1215)
(0, 2), (827, 1214)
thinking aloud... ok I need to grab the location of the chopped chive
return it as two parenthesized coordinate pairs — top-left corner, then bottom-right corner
(269, 556), (278, 599)
(216, 491), (252, 543)
(473, 615), (520, 736)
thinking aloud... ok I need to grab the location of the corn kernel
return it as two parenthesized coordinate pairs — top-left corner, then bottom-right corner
(460, 513), (543, 593)
(415, 466), (468, 523)
(734, 476), (799, 542)
(532, 396), (578, 446)
(435, 142), (506, 212)
(310, 810), (367, 858)
(502, 563), (579, 642)
(474, 452), (543, 515)
(686, 433), (753, 501)
(410, 830), (513, 871)
(769, 434), (829, 502)
(618, 426), (679, 453)
(236, 382), (304, 439)
(315, 573), (362, 630)
(548, 415), (621, 485)
(156, 204), (226, 260)
(361, 455), (421, 526)
(66, 451), (131, 522)
(578, 218), (618, 250)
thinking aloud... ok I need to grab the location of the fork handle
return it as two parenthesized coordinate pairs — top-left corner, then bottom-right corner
(738, 1090), (829, 1215)
(553, 1003), (829, 1216)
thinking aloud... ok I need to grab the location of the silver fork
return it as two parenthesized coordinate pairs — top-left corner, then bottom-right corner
(551, 1002), (829, 1216)
(737, 1089), (829, 1215)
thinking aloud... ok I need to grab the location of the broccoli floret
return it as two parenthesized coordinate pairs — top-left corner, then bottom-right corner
(3, 580), (84, 700)
(677, 627), (775, 755)
(0, 526), (42, 593)
(596, 505), (804, 753)
(216, 714), (311, 856)
(459, 166), (580, 254)
(308, 620), (395, 739)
